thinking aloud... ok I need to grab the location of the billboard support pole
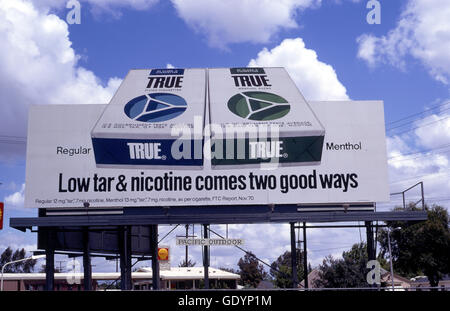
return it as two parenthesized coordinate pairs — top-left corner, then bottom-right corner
(365, 221), (376, 261)
(119, 226), (132, 290)
(45, 228), (55, 291)
(203, 224), (210, 289)
(303, 222), (308, 289)
(150, 225), (160, 290)
(290, 222), (298, 288)
(365, 221), (378, 287)
(82, 227), (92, 291)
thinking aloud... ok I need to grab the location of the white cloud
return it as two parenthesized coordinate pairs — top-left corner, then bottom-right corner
(357, 0), (450, 84)
(83, 0), (158, 11)
(356, 34), (377, 67)
(4, 184), (25, 208)
(171, 0), (363, 48)
(414, 113), (450, 149)
(0, 0), (121, 161)
(386, 106), (450, 208)
(32, 0), (159, 13)
(172, 0), (320, 48)
(249, 38), (349, 100)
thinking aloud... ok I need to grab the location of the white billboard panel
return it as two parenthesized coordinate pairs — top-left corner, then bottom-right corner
(25, 100), (389, 208)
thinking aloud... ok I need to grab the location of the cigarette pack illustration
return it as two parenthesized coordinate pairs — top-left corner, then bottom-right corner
(208, 67), (325, 169)
(91, 68), (206, 169)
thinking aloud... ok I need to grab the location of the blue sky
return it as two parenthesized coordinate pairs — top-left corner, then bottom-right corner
(64, 0), (449, 122)
(0, 0), (449, 273)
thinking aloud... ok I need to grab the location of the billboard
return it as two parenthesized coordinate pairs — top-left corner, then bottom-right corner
(24, 68), (389, 208)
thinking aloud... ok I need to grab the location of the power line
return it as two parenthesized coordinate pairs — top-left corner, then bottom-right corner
(309, 245), (355, 253)
(388, 115), (449, 136)
(389, 169), (450, 184)
(387, 106), (450, 132)
(388, 143), (450, 160)
(207, 227), (288, 277)
(388, 150), (450, 163)
(386, 101), (450, 126)
(158, 225), (180, 243)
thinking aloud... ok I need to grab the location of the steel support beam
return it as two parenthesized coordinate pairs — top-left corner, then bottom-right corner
(365, 221), (376, 261)
(150, 225), (160, 290)
(365, 221), (377, 288)
(83, 227), (92, 291)
(10, 209), (428, 230)
(44, 229), (55, 291)
(203, 224), (210, 289)
(290, 222), (298, 288)
(119, 226), (132, 290)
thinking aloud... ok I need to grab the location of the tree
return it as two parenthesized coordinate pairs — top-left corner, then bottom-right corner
(237, 252), (267, 288)
(270, 249), (306, 288)
(378, 204), (450, 287)
(39, 265), (62, 273)
(218, 267), (239, 274)
(178, 259), (196, 267)
(0, 247), (37, 273)
(315, 242), (370, 288)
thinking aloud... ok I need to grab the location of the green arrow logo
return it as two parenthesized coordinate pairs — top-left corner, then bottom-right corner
(227, 91), (290, 121)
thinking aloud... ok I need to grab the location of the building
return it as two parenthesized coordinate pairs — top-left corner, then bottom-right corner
(299, 268), (417, 290)
(134, 267), (240, 290)
(298, 269), (321, 289)
(1, 267), (240, 291)
(379, 268), (412, 290)
(1, 272), (98, 291)
(410, 275), (450, 291)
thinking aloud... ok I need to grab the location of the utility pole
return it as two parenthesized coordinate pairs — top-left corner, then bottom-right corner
(387, 229), (395, 291)
(56, 260), (65, 272)
(176, 224), (196, 266)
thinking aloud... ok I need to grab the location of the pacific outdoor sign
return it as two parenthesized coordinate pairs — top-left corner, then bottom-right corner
(24, 67), (390, 208)
(176, 238), (245, 247)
